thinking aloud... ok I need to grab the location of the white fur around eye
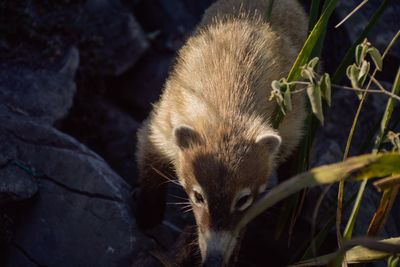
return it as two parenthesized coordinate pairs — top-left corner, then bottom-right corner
(191, 185), (206, 207)
(232, 188), (253, 212)
(258, 183), (268, 194)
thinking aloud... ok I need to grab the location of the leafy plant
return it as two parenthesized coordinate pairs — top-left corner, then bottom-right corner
(263, 1), (400, 266)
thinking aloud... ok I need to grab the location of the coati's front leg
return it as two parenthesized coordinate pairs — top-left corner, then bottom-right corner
(135, 124), (173, 229)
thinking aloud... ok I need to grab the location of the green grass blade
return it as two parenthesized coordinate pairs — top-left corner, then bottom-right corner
(375, 67), (400, 150)
(235, 153), (400, 233)
(287, 0), (337, 82)
(332, 0), (390, 83)
(343, 179), (368, 240)
(341, 32), (400, 246)
(308, 0), (321, 32)
(291, 237), (400, 266)
(272, 0), (338, 128)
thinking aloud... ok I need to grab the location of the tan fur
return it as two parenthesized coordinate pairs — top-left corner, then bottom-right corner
(136, 0), (308, 263)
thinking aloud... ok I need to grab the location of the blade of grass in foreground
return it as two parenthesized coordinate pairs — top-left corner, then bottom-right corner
(340, 33), (400, 248)
(272, 0), (338, 128)
(374, 67), (400, 150)
(366, 68), (400, 236)
(291, 237), (400, 266)
(308, 0), (321, 32)
(274, 0), (331, 238)
(234, 153), (400, 234)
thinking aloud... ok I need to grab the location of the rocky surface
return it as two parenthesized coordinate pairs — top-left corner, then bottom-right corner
(0, 48), (79, 125)
(0, 164), (38, 204)
(1, 115), (154, 267)
(0, 1), (157, 263)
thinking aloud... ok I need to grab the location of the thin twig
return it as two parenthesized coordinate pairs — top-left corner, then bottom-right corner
(291, 81), (400, 101)
(335, 0), (369, 28)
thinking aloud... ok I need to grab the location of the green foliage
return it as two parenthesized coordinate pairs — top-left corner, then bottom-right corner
(264, 1), (400, 266)
(271, 0), (338, 129)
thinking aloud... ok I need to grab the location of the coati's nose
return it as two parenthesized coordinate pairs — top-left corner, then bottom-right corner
(202, 253), (224, 267)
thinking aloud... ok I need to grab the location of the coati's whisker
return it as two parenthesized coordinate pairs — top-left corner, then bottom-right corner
(182, 208), (193, 214)
(170, 194), (188, 201)
(166, 201), (191, 206)
(150, 165), (181, 187)
(179, 204), (193, 210)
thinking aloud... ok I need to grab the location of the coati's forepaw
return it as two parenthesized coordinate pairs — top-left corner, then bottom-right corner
(131, 187), (164, 230)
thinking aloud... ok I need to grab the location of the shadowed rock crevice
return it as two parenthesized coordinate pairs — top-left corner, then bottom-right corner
(11, 243), (48, 267)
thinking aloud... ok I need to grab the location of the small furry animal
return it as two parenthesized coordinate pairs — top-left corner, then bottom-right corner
(135, 0), (308, 266)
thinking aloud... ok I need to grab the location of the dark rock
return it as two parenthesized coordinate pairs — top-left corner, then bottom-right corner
(107, 51), (174, 120)
(311, 136), (343, 167)
(0, 164), (38, 204)
(58, 97), (140, 186)
(79, 0), (149, 76)
(0, 0), (148, 76)
(316, 89), (391, 156)
(0, 48), (79, 125)
(1, 113), (155, 267)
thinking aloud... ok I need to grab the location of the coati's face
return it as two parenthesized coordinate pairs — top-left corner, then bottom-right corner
(173, 124), (281, 266)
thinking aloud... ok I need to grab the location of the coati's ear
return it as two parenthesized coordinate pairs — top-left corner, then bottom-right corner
(256, 133), (282, 154)
(173, 125), (202, 150)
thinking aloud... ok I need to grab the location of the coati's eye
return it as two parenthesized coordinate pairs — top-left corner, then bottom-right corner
(192, 189), (205, 206)
(233, 189), (253, 212)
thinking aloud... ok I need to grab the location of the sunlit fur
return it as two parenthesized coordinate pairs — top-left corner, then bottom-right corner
(136, 0), (308, 263)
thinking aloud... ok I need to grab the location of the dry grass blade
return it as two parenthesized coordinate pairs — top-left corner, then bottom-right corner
(234, 153), (400, 234)
(373, 174), (400, 191)
(367, 187), (399, 236)
(338, 31), (400, 252)
(335, 0), (368, 28)
(291, 237), (400, 266)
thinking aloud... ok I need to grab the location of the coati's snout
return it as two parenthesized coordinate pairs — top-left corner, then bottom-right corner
(173, 124), (281, 265)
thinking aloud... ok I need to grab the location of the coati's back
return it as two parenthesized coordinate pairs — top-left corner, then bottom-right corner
(149, 0), (308, 162)
(136, 1), (308, 266)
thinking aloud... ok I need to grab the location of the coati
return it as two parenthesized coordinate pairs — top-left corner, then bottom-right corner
(135, 0), (308, 266)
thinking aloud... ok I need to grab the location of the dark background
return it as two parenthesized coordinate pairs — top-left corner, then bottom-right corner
(0, 0), (399, 266)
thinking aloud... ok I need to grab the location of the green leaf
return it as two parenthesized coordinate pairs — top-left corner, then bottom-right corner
(320, 73), (332, 106)
(358, 60), (371, 86)
(358, 60), (370, 80)
(367, 47), (383, 71)
(355, 43), (364, 66)
(272, 0), (338, 129)
(307, 57), (320, 70)
(307, 83), (324, 125)
(301, 67), (315, 82)
(347, 64), (360, 89)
